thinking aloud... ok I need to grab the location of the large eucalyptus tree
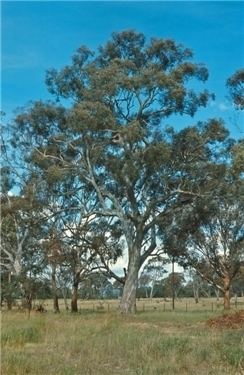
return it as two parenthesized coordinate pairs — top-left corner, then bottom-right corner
(10, 30), (230, 313)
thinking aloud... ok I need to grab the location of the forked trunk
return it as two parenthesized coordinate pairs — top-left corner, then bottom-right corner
(120, 248), (140, 314)
(71, 281), (79, 313)
(223, 274), (231, 310)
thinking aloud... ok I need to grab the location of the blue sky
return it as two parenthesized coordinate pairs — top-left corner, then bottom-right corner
(2, 1), (244, 137)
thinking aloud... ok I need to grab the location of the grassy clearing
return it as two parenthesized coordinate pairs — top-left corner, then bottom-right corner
(22, 296), (244, 314)
(1, 308), (244, 375)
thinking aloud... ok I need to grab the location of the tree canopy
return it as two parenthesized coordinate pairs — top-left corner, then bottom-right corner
(1, 30), (243, 312)
(227, 69), (244, 109)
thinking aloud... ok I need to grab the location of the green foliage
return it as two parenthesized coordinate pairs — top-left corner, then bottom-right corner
(227, 69), (244, 109)
(2, 30), (243, 312)
(231, 140), (244, 175)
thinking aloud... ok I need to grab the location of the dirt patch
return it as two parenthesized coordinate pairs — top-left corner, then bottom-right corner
(207, 310), (244, 329)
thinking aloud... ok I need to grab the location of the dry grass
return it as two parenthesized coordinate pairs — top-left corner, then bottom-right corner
(9, 296), (244, 314)
(1, 306), (244, 375)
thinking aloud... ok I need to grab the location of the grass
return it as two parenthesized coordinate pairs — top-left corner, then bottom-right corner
(1, 306), (244, 375)
(28, 296), (244, 314)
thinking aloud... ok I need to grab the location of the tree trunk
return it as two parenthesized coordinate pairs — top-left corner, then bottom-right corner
(26, 293), (32, 318)
(71, 276), (80, 313)
(223, 275), (231, 310)
(59, 283), (69, 311)
(51, 265), (60, 313)
(172, 259), (175, 310)
(193, 284), (199, 304)
(61, 289), (69, 311)
(6, 271), (12, 310)
(53, 295), (60, 313)
(6, 297), (12, 310)
(150, 281), (155, 300)
(120, 248), (140, 314)
(214, 288), (220, 301)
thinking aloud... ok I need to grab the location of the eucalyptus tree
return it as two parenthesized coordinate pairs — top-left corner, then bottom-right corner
(0, 168), (47, 309)
(10, 30), (230, 313)
(187, 268), (204, 303)
(227, 69), (244, 109)
(1, 112), (49, 308)
(58, 214), (102, 313)
(140, 256), (168, 299)
(184, 194), (243, 309)
(33, 177), (102, 313)
(232, 266), (244, 297)
(162, 272), (185, 299)
(175, 142), (244, 310)
(0, 182), (40, 276)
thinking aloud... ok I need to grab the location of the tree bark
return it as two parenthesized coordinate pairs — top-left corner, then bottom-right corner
(193, 288), (199, 303)
(6, 271), (12, 310)
(193, 283), (199, 304)
(223, 274), (231, 310)
(71, 283), (79, 312)
(51, 264), (60, 313)
(119, 247), (140, 314)
(172, 259), (175, 310)
(53, 295), (60, 313)
(145, 288), (148, 298)
(26, 293), (32, 318)
(150, 282), (155, 300)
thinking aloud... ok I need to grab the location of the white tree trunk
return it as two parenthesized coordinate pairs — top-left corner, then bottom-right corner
(120, 247), (140, 314)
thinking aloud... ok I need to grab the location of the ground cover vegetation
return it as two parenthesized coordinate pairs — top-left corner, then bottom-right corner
(1, 309), (244, 375)
(1, 30), (244, 315)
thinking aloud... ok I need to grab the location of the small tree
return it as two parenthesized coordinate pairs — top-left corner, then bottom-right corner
(140, 256), (168, 299)
(184, 190), (243, 309)
(162, 273), (185, 299)
(0, 187), (44, 310)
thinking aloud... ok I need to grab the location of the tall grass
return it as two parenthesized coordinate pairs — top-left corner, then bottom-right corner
(1, 310), (244, 375)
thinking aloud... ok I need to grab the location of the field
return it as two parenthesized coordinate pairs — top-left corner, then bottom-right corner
(1, 298), (244, 375)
